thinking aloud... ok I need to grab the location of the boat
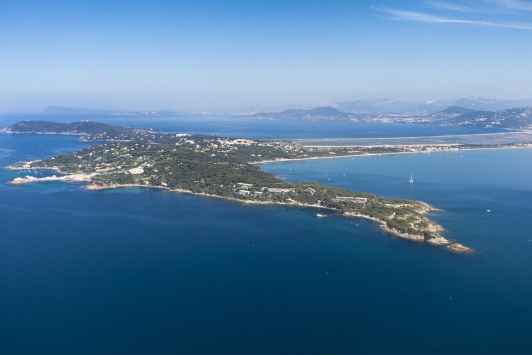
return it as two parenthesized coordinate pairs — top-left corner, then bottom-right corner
(409, 175), (414, 183)
(316, 214), (326, 218)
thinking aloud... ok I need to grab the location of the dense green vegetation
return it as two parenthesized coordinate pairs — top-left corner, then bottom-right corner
(5, 120), (452, 241)
(9, 120), (513, 162)
(250, 106), (350, 120)
(28, 139), (442, 240)
(2, 120), (157, 141)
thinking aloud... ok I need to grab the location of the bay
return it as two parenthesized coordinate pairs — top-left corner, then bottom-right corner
(1, 114), (505, 139)
(0, 117), (531, 354)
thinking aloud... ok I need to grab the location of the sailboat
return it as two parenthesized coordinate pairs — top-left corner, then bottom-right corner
(409, 175), (414, 183)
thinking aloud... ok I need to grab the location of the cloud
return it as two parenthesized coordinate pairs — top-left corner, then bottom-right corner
(494, 0), (532, 11)
(431, 0), (532, 13)
(426, 1), (508, 14)
(373, 6), (532, 30)
(427, 1), (477, 13)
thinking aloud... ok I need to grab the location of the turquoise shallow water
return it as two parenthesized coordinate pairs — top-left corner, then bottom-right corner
(1, 125), (532, 354)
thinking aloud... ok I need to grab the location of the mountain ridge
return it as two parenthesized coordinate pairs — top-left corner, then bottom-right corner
(42, 106), (181, 116)
(332, 97), (532, 114)
(250, 106), (349, 120)
(437, 106), (476, 115)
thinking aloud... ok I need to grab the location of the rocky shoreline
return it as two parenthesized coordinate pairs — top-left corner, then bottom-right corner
(7, 170), (472, 253)
(91, 183), (473, 253)
(447, 243), (473, 253)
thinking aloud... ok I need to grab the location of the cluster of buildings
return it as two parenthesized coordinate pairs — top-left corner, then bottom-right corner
(218, 138), (257, 146)
(334, 196), (367, 203)
(236, 183), (297, 197)
(235, 183), (367, 204)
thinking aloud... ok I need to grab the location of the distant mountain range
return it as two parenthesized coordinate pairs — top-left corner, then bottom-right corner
(445, 107), (532, 129)
(38, 99), (532, 130)
(247, 105), (532, 130)
(437, 106), (476, 115)
(249, 106), (350, 120)
(331, 97), (532, 115)
(42, 97), (532, 117)
(41, 106), (181, 116)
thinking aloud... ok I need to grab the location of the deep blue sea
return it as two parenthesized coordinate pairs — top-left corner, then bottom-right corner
(1, 115), (531, 354)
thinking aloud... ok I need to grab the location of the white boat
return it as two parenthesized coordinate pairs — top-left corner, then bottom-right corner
(409, 175), (414, 183)
(316, 214), (326, 218)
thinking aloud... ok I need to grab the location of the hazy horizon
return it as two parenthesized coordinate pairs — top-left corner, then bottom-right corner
(5, 95), (532, 116)
(2, 0), (532, 113)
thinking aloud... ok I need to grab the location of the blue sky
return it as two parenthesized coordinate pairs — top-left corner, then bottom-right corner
(1, 0), (532, 112)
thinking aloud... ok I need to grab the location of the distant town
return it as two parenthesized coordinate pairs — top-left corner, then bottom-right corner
(36, 96), (532, 131)
(247, 105), (532, 131)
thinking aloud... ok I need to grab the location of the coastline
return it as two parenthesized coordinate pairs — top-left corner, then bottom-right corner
(8, 173), (471, 253)
(9, 144), (532, 170)
(89, 183), (471, 253)
(253, 145), (532, 165)
(5, 139), (491, 254)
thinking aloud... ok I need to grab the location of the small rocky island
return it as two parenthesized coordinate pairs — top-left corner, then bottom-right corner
(4, 120), (473, 253)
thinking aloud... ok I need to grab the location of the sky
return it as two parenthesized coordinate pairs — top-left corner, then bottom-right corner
(1, 0), (532, 112)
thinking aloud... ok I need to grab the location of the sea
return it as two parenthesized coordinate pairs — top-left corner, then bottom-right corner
(1, 114), (531, 354)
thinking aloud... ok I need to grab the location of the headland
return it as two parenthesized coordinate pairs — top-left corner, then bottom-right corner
(3, 120), (501, 254)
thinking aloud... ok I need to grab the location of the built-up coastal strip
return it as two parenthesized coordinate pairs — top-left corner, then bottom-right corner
(3, 120), (484, 253)
(296, 131), (532, 148)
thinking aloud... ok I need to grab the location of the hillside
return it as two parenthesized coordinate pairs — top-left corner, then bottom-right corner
(244, 103), (532, 130)
(332, 97), (532, 115)
(250, 106), (351, 120)
(7, 121), (462, 249)
(438, 106), (476, 115)
(452, 107), (532, 129)
(1, 120), (157, 140)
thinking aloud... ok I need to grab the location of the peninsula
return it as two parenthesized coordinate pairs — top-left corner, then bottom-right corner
(4, 120), (474, 253)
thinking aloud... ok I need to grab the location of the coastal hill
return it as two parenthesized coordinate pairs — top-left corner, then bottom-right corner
(412, 106), (532, 130)
(42, 106), (180, 116)
(405, 106), (532, 129)
(451, 107), (532, 129)
(1, 120), (157, 141)
(246, 104), (532, 130)
(250, 106), (351, 120)
(333, 97), (532, 114)
(437, 106), (476, 115)
(4, 120), (472, 253)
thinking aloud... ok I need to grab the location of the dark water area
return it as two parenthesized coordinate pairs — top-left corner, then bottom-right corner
(1, 114), (506, 139)
(1, 119), (531, 354)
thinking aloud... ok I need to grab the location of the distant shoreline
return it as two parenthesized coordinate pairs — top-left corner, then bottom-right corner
(254, 145), (532, 165)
